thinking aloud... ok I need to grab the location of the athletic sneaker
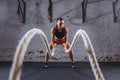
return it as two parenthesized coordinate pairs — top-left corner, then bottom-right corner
(44, 65), (48, 68)
(71, 65), (76, 68)
(71, 63), (76, 69)
(43, 63), (48, 68)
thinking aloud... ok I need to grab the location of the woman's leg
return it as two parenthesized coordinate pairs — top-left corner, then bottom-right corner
(44, 42), (53, 67)
(66, 42), (75, 64)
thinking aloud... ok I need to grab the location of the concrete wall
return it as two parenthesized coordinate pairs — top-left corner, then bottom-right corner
(0, 0), (120, 62)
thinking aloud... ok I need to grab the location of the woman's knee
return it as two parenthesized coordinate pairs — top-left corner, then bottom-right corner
(49, 42), (54, 50)
(66, 42), (70, 49)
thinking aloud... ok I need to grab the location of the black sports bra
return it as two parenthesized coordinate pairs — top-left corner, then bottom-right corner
(54, 27), (66, 39)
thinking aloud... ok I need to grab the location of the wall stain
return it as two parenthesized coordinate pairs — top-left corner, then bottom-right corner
(33, 0), (44, 26)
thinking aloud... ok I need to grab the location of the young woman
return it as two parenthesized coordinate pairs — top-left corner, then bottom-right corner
(45, 17), (75, 68)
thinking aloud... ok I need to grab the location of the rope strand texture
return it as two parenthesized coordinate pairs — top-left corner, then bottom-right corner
(66, 29), (105, 80)
(9, 28), (105, 80)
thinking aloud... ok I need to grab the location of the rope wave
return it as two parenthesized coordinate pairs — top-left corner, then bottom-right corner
(66, 29), (105, 80)
(9, 28), (105, 80)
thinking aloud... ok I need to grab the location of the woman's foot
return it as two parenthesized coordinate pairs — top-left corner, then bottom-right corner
(71, 63), (76, 69)
(43, 63), (48, 68)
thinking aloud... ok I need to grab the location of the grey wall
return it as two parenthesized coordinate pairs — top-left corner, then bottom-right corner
(0, 0), (120, 62)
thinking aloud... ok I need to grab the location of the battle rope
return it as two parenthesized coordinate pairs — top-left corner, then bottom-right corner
(66, 29), (105, 80)
(9, 28), (51, 80)
(9, 28), (105, 80)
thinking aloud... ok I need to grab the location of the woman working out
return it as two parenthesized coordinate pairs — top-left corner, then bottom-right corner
(45, 17), (75, 68)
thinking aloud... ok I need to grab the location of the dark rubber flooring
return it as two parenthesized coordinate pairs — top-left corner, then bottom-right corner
(0, 62), (120, 80)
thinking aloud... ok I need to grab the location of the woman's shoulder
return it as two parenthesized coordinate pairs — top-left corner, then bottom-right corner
(64, 26), (68, 32)
(51, 26), (56, 33)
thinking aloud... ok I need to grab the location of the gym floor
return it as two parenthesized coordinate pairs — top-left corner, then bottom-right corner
(0, 62), (120, 80)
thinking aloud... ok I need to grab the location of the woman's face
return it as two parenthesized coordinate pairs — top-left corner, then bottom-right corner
(57, 20), (64, 29)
